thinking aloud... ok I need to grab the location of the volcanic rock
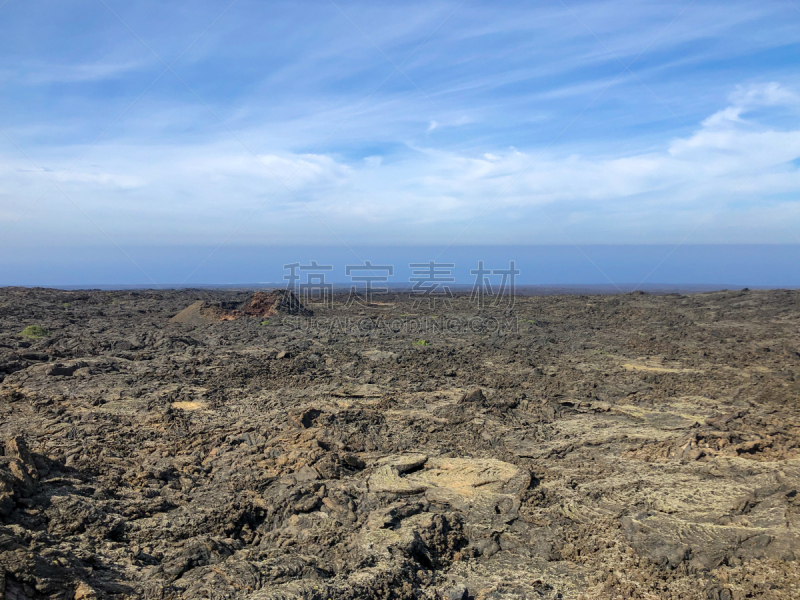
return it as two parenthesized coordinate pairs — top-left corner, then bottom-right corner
(169, 300), (238, 325)
(240, 289), (312, 317)
(458, 388), (486, 405)
(170, 289), (311, 324)
(1, 286), (800, 598)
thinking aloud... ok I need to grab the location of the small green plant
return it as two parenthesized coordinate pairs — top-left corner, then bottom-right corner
(413, 339), (429, 346)
(62, 302), (70, 308)
(259, 320), (270, 327)
(526, 319), (538, 325)
(20, 325), (49, 339)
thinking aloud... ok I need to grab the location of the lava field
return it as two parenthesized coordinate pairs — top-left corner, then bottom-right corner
(1, 286), (799, 599)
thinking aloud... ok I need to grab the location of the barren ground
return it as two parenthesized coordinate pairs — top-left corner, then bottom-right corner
(1, 287), (800, 599)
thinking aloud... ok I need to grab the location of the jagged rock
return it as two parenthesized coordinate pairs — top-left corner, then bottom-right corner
(169, 300), (239, 325)
(409, 457), (525, 497)
(4, 437), (37, 482)
(1, 287), (800, 598)
(442, 584), (468, 600)
(376, 453), (428, 473)
(170, 290), (311, 325)
(622, 511), (800, 570)
(458, 388), (486, 405)
(73, 581), (98, 600)
(369, 465), (429, 494)
(241, 290), (312, 317)
(0, 481), (13, 516)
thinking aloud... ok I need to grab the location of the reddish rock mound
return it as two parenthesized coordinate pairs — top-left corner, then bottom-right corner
(241, 290), (313, 317)
(170, 290), (311, 324)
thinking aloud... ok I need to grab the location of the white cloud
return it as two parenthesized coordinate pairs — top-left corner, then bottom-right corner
(1, 59), (151, 85)
(729, 81), (800, 109)
(2, 83), (800, 245)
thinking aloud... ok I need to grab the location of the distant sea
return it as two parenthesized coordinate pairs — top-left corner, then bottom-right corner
(2, 245), (799, 290)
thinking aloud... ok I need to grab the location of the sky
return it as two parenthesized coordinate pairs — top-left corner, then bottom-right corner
(1, 0), (800, 284)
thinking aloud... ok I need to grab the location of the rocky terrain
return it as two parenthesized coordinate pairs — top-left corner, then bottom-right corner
(1, 286), (799, 599)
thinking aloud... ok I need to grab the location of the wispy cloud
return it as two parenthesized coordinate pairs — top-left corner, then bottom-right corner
(1, 59), (152, 85)
(1, 1), (800, 250)
(3, 83), (799, 245)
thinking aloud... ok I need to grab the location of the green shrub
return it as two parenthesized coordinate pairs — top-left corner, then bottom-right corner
(20, 325), (49, 339)
(413, 339), (429, 346)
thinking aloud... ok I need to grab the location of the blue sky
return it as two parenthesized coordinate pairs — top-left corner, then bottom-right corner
(2, 0), (800, 284)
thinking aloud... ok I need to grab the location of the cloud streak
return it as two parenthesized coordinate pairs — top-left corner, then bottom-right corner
(2, 83), (799, 245)
(1, 1), (800, 249)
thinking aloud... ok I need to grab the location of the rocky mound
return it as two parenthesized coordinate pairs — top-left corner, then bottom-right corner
(241, 290), (312, 318)
(170, 290), (311, 325)
(168, 301), (239, 325)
